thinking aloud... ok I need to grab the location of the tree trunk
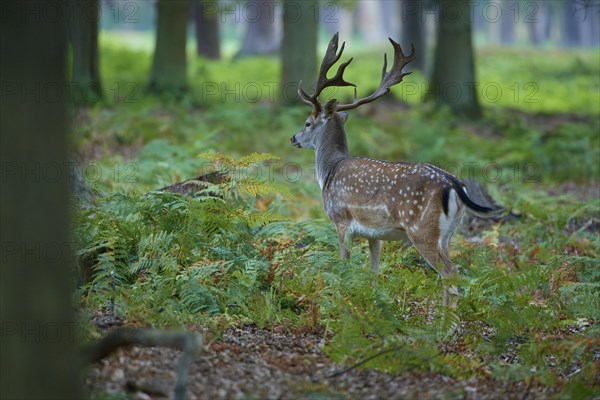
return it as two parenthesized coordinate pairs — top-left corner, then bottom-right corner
(562, 1), (581, 47)
(380, 0), (396, 37)
(472, 0), (488, 38)
(500, 0), (515, 45)
(357, 0), (384, 45)
(69, 0), (102, 105)
(193, 0), (220, 59)
(280, 0), (317, 105)
(400, 0), (426, 72)
(543, 1), (556, 42)
(235, 0), (280, 59)
(0, 1), (82, 398)
(578, 2), (600, 47)
(148, 0), (190, 95)
(427, 0), (481, 119)
(337, 6), (355, 41)
(590, 5), (600, 47)
(527, 0), (542, 45)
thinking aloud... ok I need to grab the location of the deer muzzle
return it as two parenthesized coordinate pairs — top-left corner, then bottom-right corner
(290, 135), (301, 148)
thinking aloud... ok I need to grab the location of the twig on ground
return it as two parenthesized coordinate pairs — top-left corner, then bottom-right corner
(81, 327), (203, 400)
(326, 343), (450, 379)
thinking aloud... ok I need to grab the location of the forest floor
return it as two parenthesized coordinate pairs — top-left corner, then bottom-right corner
(85, 324), (560, 400)
(83, 209), (584, 400)
(82, 189), (599, 399)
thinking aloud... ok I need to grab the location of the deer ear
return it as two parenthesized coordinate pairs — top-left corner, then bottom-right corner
(338, 112), (348, 124)
(322, 99), (339, 119)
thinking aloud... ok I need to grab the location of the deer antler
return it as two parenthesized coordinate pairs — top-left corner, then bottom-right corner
(337, 38), (415, 111)
(297, 32), (356, 114)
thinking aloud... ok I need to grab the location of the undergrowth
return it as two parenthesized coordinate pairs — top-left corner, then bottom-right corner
(76, 152), (599, 397)
(75, 42), (600, 397)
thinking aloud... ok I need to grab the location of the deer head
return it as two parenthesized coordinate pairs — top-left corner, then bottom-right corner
(290, 32), (415, 188)
(290, 99), (348, 150)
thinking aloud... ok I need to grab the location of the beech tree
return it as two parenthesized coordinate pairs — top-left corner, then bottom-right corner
(194, 0), (220, 59)
(1, 0), (81, 398)
(427, 0), (481, 118)
(148, 0), (191, 95)
(280, 0), (317, 105)
(235, 0), (280, 59)
(69, 0), (102, 105)
(400, 0), (426, 72)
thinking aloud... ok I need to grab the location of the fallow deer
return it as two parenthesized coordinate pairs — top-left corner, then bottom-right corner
(291, 33), (503, 309)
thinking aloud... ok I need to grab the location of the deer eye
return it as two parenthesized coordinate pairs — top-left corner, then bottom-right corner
(305, 122), (311, 127)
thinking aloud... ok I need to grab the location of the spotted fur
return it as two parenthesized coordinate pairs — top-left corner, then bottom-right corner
(291, 110), (501, 309)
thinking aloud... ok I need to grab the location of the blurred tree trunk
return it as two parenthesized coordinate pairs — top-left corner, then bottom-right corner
(193, 0), (220, 59)
(357, 0), (384, 44)
(578, 2), (600, 47)
(427, 0), (481, 119)
(500, 0), (515, 45)
(149, 0), (190, 95)
(0, 1), (82, 398)
(400, 0), (425, 72)
(527, 0), (543, 45)
(544, 1), (556, 42)
(473, 0), (489, 39)
(337, 6), (355, 40)
(380, 0), (395, 37)
(235, 0), (280, 59)
(562, 1), (581, 47)
(590, 6), (600, 47)
(69, 0), (102, 105)
(280, 0), (317, 105)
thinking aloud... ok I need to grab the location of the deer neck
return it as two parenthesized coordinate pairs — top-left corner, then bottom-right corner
(314, 127), (348, 189)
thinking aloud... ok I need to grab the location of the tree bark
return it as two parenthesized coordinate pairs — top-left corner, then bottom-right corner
(400, 0), (426, 72)
(193, 0), (220, 59)
(235, 0), (280, 59)
(427, 0), (481, 119)
(0, 1), (82, 398)
(69, 0), (102, 105)
(148, 0), (191, 95)
(280, 0), (317, 105)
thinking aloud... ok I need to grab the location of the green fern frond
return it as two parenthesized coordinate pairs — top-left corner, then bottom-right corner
(179, 278), (220, 315)
(198, 152), (279, 169)
(236, 177), (286, 197)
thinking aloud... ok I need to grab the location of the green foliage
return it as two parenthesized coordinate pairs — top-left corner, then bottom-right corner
(76, 42), (599, 396)
(77, 153), (286, 325)
(76, 150), (599, 396)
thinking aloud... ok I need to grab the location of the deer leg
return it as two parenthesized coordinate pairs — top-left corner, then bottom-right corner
(437, 209), (463, 309)
(368, 239), (383, 275)
(336, 225), (351, 260)
(409, 238), (458, 309)
(438, 248), (460, 309)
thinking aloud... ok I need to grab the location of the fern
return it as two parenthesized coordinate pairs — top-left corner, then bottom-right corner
(198, 152), (278, 169)
(179, 277), (220, 315)
(197, 152), (288, 198)
(75, 152), (293, 324)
